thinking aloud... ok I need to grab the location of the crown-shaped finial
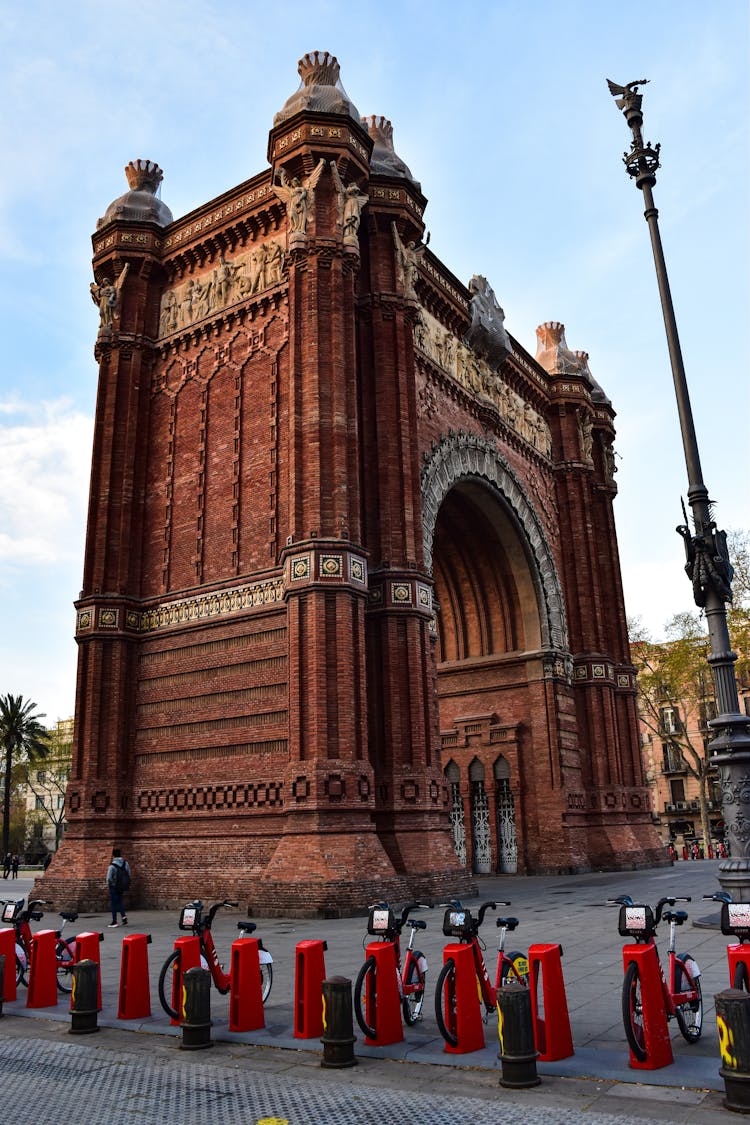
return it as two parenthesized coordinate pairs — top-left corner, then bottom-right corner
(298, 50), (340, 87)
(364, 116), (394, 145)
(125, 160), (164, 194)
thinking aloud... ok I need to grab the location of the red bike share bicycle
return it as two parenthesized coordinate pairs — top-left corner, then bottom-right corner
(434, 899), (528, 1047)
(157, 899), (273, 1019)
(354, 902), (429, 1037)
(609, 893), (702, 1061)
(1, 898), (77, 993)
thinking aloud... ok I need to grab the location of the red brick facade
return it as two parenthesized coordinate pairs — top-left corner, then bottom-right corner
(43, 53), (662, 915)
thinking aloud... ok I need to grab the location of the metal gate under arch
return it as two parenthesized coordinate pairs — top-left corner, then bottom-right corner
(469, 758), (492, 874)
(494, 755), (517, 873)
(444, 759), (466, 867)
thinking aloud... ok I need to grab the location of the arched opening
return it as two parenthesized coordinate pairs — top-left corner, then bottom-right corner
(432, 480), (541, 661)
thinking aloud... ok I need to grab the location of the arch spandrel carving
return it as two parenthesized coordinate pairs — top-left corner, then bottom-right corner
(421, 431), (568, 653)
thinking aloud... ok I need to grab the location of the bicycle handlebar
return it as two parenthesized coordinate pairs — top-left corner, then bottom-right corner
(705, 891), (732, 903)
(477, 901), (497, 927)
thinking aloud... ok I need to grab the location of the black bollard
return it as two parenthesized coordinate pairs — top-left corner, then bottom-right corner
(497, 982), (540, 1088)
(716, 988), (750, 1113)
(180, 966), (213, 1050)
(70, 959), (100, 1035)
(321, 976), (357, 1068)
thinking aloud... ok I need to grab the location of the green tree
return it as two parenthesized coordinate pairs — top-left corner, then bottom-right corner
(630, 527), (750, 850)
(0, 694), (51, 858)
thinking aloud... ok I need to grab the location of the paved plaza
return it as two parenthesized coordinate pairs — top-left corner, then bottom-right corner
(0, 861), (740, 1122)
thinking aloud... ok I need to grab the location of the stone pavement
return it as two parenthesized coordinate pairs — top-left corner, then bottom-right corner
(0, 861), (739, 1122)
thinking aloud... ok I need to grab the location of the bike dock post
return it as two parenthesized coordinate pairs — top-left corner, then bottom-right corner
(527, 943), (574, 1061)
(26, 929), (59, 1009)
(169, 936), (201, 1026)
(363, 941), (403, 1047)
(621, 942), (673, 1069)
(0, 927), (16, 1003)
(442, 943), (485, 1054)
(229, 937), (265, 1032)
(73, 931), (104, 1011)
(294, 939), (327, 1039)
(118, 934), (152, 1020)
(728, 945), (750, 988)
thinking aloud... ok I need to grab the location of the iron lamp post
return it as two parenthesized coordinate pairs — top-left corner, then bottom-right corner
(608, 79), (750, 898)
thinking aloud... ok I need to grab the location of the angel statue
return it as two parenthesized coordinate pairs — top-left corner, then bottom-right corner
(391, 221), (421, 299)
(272, 159), (326, 236)
(330, 161), (369, 243)
(90, 263), (129, 332)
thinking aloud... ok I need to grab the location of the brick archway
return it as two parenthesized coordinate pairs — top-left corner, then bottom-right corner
(421, 431), (568, 654)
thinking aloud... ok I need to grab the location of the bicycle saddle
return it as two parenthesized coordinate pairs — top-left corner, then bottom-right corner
(237, 920), (257, 934)
(60, 910), (78, 922)
(408, 919), (427, 930)
(497, 917), (519, 931)
(662, 910), (688, 925)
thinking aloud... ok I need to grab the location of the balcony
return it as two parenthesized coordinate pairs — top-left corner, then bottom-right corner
(664, 801), (691, 814)
(661, 750), (688, 776)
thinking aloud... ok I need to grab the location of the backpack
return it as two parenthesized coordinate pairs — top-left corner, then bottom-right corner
(112, 861), (131, 893)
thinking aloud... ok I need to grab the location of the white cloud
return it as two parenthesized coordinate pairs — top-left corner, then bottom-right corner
(0, 399), (92, 568)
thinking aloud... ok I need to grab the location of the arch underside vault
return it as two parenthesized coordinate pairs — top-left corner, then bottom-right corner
(421, 432), (568, 656)
(422, 432), (569, 874)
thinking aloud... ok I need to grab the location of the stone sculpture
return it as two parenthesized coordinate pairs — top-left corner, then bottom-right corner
(464, 275), (512, 369)
(272, 159), (326, 237)
(90, 263), (129, 332)
(391, 222), (421, 299)
(330, 160), (369, 244)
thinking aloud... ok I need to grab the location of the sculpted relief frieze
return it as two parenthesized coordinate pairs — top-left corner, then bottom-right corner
(414, 307), (552, 457)
(159, 237), (287, 338)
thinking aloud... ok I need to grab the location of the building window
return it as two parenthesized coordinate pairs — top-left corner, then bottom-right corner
(661, 707), (679, 734)
(57, 795), (64, 809)
(35, 796), (45, 810)
(670, 779), (686, 805)
(36, 770), (46, 784)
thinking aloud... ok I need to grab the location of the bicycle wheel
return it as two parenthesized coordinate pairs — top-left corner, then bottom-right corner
(733, 962), (749, 991)
(16, 954), (27, 987)
(260, 961), (273, 1003)
(157, 950), (181, 1020)
(401, 955), (425, 1025)
(354, 956), (377, 1039)
(622, 960), (647, 1062)
(675, 959), (703, 1043)
(499, 950), (530, 987)
(434, 958), (458, 1048)
(55, 939), (75, 994)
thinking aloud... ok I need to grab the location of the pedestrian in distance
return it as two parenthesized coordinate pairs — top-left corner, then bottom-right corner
(106, 847), (131, 928)
(2, 852), (10, 879)
(11, 854), (19, 878)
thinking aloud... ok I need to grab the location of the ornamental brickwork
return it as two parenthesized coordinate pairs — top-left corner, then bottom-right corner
(42, 53), (662, 916)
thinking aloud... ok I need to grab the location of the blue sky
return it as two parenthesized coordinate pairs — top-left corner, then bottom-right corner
(0, 0), (747, 723)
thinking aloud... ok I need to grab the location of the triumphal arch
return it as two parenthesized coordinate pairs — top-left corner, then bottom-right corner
(45, 52), (662, 913)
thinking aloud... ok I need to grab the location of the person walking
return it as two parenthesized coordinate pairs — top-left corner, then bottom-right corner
(11, 853), (19, 878)
(106, 847), (131, 928)
(2, 852), (10, 879)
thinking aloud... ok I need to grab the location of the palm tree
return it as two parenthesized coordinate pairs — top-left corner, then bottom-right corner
(0, 694), (51, 858)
